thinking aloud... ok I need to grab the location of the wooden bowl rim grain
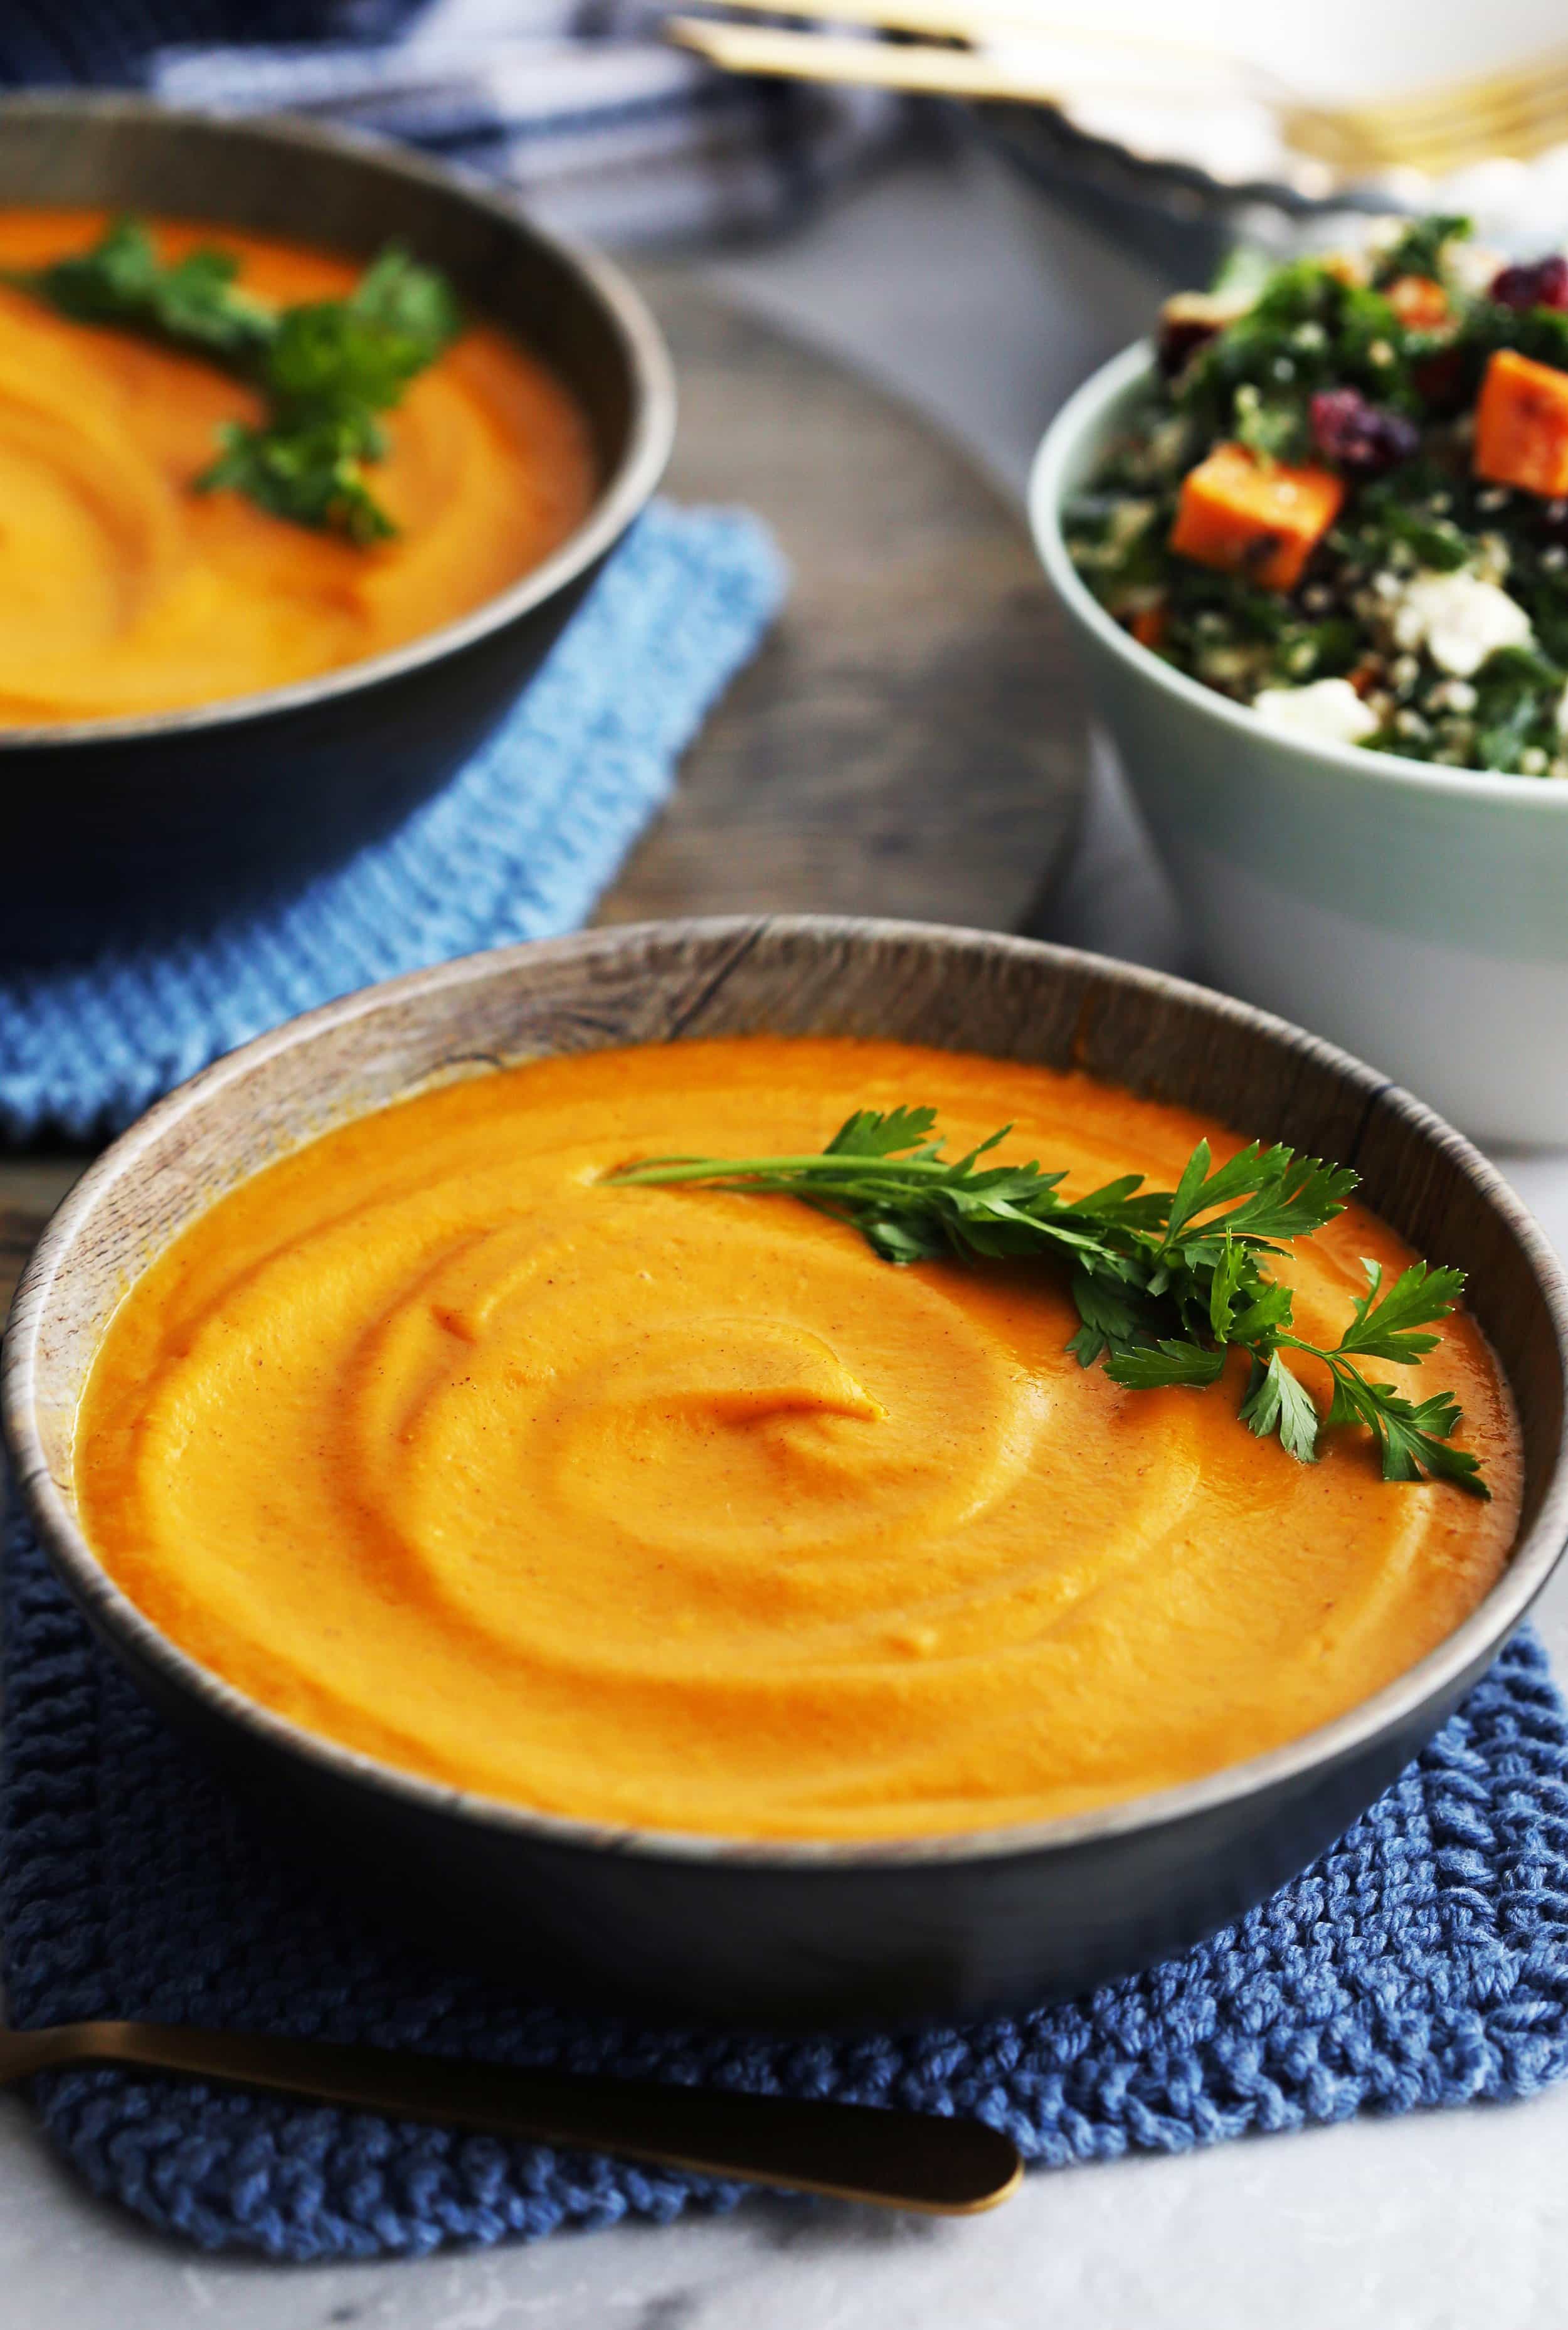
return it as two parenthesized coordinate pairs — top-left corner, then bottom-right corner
(7, 914), (1568, 1870)
(0, 90), (675, 749)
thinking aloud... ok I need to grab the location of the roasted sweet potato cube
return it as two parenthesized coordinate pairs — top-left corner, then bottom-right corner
(1386, 274), (1450, 331)
(1475, 347), (1568, 497)
(1169, 443), (1345, 593)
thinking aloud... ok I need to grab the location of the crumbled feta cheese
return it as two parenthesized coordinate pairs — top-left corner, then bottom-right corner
(1545, 546), (1568, 573)
(1391, 571), (1534, 677)
(1429, 679), (1477, 715)
(1252, 678), (1379, 746)
(1148, 416), (1189, 472)
(1448, 240), (1505, 297)
(1522, 747), (1549, 774)
(1107, 498), (1155, 551)
(1555, 684), (1568, 738)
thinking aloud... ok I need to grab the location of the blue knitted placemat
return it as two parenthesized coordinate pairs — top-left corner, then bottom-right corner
(4, 1504), (1568, 2260)
(0, 499), (787, 1145)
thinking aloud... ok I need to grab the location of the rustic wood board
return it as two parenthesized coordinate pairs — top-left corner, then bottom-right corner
(597, 268), (1086, 929)
(0, 277), (1087, 1313)
(1, 1159), (80, 1325)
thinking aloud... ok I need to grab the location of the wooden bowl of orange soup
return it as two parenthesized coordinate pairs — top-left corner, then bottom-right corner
(8, 918), (1568, 2026)
(0, 93), (672, 958)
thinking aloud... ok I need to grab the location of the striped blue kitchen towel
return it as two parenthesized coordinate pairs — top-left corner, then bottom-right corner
(0, 0), (896, 250)
(4, 1495), (1568, 2260)
(0, 499), (787, 1142)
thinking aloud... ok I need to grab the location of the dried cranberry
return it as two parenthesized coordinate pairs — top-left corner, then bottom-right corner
(1155, 292), (1246, 379)
(1157, 314), (1217, 378)
(1412, 344), (1468, 414)
(1490, 255), (1568, 310)
(1309, 388), (1421, 474)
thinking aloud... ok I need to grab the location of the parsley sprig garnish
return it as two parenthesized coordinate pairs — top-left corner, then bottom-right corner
(9, 218), (460, 543)
(608, 1108), (1487, 1495)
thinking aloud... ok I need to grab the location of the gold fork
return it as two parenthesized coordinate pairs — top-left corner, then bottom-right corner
(0, 2013), (1023, 2213)
(667, 3), (1568, 181)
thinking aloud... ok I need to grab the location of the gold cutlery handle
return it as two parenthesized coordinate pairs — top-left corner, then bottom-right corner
(24, 2020), (1023, 2213)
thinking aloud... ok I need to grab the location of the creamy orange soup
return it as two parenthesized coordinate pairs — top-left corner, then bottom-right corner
(0, 211), (597, 723)
(76, 1038), (1522, 1841)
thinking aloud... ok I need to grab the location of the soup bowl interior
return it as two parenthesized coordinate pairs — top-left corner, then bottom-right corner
(0, 94), (673, 956)
(7, 916), (1568, 2025)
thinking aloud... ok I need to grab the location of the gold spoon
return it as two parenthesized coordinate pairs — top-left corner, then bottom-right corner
(0, 2016), (1023, 2213)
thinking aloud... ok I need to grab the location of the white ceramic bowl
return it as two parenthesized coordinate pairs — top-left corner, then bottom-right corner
(1030, 342), (1568, 1147)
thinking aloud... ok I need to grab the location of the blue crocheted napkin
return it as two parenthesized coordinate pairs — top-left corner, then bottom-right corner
(4, 1504), (1568, 2261)
(0, 500), (787, 1144)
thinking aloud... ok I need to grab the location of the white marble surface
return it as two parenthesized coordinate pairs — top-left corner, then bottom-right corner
(5, 135), (1568, 2328)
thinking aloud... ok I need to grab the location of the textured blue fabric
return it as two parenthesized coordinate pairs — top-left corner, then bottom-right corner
(0, 0), (890, 252)
(4, 1499), (1568, 2260)
(0, 0), (396, 88)
(0, 501), (786, 1144)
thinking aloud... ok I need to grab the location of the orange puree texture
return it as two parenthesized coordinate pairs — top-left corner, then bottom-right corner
(75, 1039), (1522, 1841)
(0, 210), (596, 723)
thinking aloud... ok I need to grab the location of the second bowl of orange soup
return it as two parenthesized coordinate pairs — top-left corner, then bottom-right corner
(0, 95), (672, 954)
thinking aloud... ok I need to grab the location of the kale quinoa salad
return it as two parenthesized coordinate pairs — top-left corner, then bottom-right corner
(1065, 215), (1568, 776)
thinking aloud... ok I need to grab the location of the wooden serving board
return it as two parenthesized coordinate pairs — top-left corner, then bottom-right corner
(1, 1158), (80, 1325)
(600, 268), (1086, 930)
(0, 277), (1088, 1319)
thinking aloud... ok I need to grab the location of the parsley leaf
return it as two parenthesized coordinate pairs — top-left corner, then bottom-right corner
(607, 1108), (1487, 1495)
(1370, 213), (1472, 287)
(11, 220), (459, 543)
(1337, 1258), (1466, 1362)
(1104, 1340), (1228, 1389)
(14, 216), (274, 359)
(1067, 1270), (1153, 1369)
(1239, 1350), (1320, 1463)
(825, 1105), (943, 1160)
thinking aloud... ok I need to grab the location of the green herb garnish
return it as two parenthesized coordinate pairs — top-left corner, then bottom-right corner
(607, 1108), (1487, 1495)
(1370, 213), (1473, 288)
(10, 218), (460, 543)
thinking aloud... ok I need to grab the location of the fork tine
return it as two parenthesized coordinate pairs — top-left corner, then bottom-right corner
(690, 0), (1247, 80)
(687, 0), (1022, 36)
(1338, 43), (1568, 131)
(666, 16), (1068, 99)
(1346, 80), (1568, 151)
(1325, 70), (1568, 172)
(672, 5), (1568, 181)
